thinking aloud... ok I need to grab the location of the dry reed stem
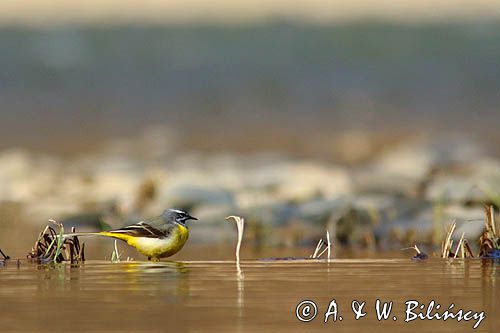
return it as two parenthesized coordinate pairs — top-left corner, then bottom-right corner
(311, 239), (323, 258)
(401, 245), (428, 260)
(487, 205), (496, 236)
(463, 240), (474, 258)
(110, 240), (121, 263)
(453, 232), (465, 259)
(310, 230), (332, 259)
(480, 205), (499, 256)
(326, 230), (331, 260)
(441, 221), (456, 258)
(226, 216), (245, 263)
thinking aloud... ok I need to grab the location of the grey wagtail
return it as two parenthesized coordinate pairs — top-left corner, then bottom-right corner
(68, 209), (198, 261)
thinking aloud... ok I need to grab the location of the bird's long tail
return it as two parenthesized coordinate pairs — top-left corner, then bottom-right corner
(63, 232), (102, 239)
(63, 231), (133, 243)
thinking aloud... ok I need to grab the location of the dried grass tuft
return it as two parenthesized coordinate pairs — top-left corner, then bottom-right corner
(438, 206), (498, 259)
(28, 220), (85, 264)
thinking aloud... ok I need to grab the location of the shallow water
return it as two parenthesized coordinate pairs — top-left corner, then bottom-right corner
(0, 258), (498, 332)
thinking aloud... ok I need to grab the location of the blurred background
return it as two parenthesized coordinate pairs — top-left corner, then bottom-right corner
(1, 1), (500, 259)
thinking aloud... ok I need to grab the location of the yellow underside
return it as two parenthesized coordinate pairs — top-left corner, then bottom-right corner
(99, 224), (189, 259)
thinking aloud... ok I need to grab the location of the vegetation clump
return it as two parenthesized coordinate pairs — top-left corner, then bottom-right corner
(479, 206), (500, 258)
(27, 220), (85, 264)
(435, 205), (498, 259)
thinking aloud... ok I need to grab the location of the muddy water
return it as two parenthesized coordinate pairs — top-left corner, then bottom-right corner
(0, 258), (498, 332)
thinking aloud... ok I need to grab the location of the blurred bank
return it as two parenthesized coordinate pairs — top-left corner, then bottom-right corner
(0, 1), (500, 257)
(1, 22), (500, 156)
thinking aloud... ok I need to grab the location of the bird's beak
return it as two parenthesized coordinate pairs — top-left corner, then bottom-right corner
(187, 215), (198, 221)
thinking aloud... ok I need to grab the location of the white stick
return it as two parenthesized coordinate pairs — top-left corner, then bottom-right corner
(317, 246), (329, 258)
(453, 233), (465, 259)
(326, 230), (331, 260)
(442, 221), (456, 258)
(312, 239), (323, 258)
(114, 240), (121, 262)
(226, 216), (245, 264)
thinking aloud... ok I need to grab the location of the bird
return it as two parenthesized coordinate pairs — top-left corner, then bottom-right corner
(67, 209), (198, 261)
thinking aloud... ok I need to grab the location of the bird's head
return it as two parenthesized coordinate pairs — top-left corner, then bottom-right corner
(163, 208), (198, 226)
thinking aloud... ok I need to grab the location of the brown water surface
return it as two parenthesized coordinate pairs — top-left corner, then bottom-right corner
(0, 258), (498, 332)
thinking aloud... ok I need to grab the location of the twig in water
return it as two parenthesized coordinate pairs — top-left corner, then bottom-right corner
(453, 233), (465, 259)
(402, 245), (428, 260)
(310, 231), (332, 259)
(49, 219), (65, 263)
(441, 221), (456, 258)
(110, 240), (121, 263)
(310, 239), (324, 258)
(326, 230), (331, 260)
(226, 216), (245, 263)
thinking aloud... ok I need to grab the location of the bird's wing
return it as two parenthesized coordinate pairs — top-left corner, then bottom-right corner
(106, 221), (169, 238)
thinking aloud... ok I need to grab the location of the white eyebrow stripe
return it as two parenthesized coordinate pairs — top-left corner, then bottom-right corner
(169, 209), (186, 214)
